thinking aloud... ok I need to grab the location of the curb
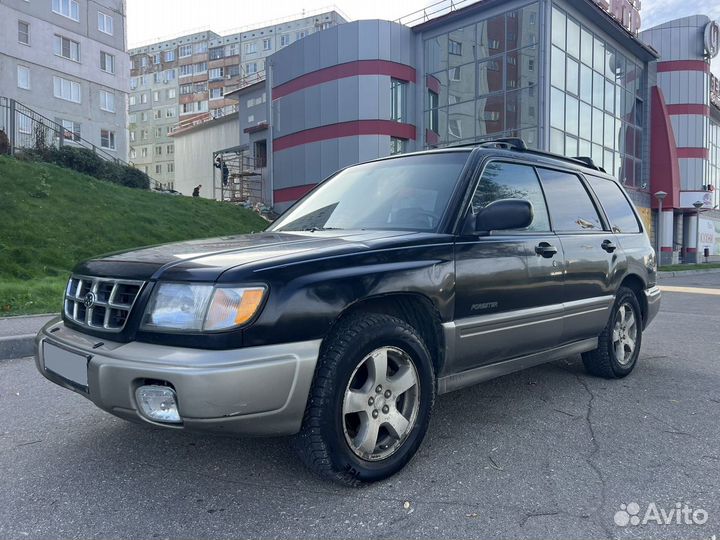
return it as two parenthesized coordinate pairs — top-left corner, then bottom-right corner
(658, 268), (720, 278)
(0, 334), (36, 361)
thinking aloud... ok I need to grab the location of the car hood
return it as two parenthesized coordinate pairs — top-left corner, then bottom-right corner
(74, 230), (431, 281)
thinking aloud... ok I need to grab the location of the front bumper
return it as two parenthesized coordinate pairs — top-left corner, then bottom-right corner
(35, 318), (320, 436)
(643, 285), (661, 329)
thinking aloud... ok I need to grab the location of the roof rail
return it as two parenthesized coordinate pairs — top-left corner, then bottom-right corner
(477, 137), (527, 151)
(447, 137), (606, 172)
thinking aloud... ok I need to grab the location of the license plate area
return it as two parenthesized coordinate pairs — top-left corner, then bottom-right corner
(43, 342), (90, 392)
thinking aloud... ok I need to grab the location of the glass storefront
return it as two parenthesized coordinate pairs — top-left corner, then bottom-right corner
(709, 120), (720, 208)
(424, 2), (540, 148)
(550, 4), (645, 187)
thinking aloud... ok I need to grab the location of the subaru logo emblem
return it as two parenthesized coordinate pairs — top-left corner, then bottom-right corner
(83, 291), (96, 308)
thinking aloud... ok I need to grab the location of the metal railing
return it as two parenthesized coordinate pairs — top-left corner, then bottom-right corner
(0, 96), (165, 190)
(395, 0), (478, 27)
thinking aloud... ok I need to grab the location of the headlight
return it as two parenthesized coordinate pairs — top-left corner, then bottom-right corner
(141, 283), (267, 332)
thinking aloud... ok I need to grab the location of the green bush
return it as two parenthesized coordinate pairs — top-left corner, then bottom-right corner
(17, 146), (150, 189)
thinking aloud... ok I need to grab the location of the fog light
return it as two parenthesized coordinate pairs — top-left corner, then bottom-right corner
(135, 385), (181, 424)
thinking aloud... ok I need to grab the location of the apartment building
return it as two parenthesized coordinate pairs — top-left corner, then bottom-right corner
(128, 9), (346, 191)
(0, 0), (130, 159)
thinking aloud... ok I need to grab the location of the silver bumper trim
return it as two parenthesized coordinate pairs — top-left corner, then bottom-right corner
(35, 318), (320, 436)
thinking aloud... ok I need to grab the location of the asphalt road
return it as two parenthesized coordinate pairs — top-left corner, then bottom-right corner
(1, 274), (719, 540)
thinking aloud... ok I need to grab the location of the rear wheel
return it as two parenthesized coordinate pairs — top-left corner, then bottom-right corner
(582, 287), (642, 378)
(292, 313), (435, 486)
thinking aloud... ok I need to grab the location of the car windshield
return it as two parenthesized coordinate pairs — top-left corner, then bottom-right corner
(271, 152), (471, 233)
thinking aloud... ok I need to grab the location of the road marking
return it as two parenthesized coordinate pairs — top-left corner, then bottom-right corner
(660, 285), (720, 296)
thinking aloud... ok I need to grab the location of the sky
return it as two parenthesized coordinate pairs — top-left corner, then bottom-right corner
(126, 0), (720, 71)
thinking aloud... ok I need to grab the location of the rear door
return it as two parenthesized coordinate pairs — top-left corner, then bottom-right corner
(452, 161), (564, 373)
(536, 167), (624, 345)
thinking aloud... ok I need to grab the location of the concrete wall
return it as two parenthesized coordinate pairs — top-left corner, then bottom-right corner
(172, 113), (239, 198)
(0, 0), (129, 160)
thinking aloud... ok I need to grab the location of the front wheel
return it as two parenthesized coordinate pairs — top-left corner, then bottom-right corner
(292, 313), (435, 486)
(582, 287), (643, 378)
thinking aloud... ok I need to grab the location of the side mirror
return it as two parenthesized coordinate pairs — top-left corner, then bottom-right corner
(475, 199), (533, 233)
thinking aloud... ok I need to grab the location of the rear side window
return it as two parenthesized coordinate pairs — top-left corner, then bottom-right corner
(536, 168), (603, 232)
(472, 162), (551, 232)
(586, 175), (641, 233)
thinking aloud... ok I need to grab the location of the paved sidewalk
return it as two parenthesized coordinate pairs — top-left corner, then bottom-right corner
(0, 314), (56, 360)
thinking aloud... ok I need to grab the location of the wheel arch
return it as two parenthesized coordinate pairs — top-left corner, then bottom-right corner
(619, 273), (647, 325)
(325, 293), (446, 377)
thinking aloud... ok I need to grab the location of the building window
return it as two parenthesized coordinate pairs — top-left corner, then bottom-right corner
(141, 147), (148, 157)
(153, 72), (162, 84)
(263, 38), (271, 51)
(53, 76), (81, 103)
(54, 35), (80, 62)
(246, 62), (257, 75)
(155, 146), (162, 155)
(280, 34), (290, 47)
(194, 42), (207, 54)
(167, 144), (174, 154)
(167, 88), (176, 99)
(166, 107), (176, 118)
(155, 164), (162, 174)
(209, 67), (224, 81)
(99, 90), (115, 112)
(390, 79), (407, 123)
(179, 65), (192, 77)
(193, 62), (207, 75)
(165, 50), (175, 62)
(155, 127), (162, 137)
(97, 12), (114, 35)
(179, 44), (192, 58)
(226, 43), (239, 56)
(59, 119), (81, 142)
(167, 162), (174, 173)
(16, 114), (31, 135)
(180, 83), (192, 95)
(52, 0), (79, 21)
(153, 90), (160, 102)
(448, 39), (462, 56)
(129, 131), (136, 142)
(296, 31), (307, 40)
(140, 112), (148, 122)
(154, 109), (162, 119)
(100, 129), (115, 150)
(165, 69), (176, 81)
(140, 93), (148, 104)
(17, 66), (30, 90)
(129, 148), (136, 159)
(100, 51), (115, 74)
(245, 42), (256, 54)
(18, 21), (30, 45)
(390, 137), (407, 155)
(427, 90), (439, 132)
(210, 87), (223, 99)
(152, 53), (161, 64)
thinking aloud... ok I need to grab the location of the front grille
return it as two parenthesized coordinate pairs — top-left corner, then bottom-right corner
(64, 275), (145, 332)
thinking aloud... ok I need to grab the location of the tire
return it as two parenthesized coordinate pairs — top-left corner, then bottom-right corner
(582, 287), (643, 379)
(292, 313), (436, 486)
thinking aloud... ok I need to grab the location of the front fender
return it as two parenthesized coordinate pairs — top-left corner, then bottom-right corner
(242, 243), (455, 347)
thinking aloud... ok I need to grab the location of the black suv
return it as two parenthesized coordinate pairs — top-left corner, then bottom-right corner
(35, 139), (661, 485)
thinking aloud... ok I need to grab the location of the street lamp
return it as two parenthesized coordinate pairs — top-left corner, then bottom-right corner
(654, 191), (667, 263)
(693, 201), (704, 264)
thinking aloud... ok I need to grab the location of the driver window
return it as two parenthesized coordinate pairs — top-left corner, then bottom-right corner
(471, 162), (551, 232)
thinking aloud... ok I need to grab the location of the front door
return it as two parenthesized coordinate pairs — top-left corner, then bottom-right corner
(452, 161), (565, 373)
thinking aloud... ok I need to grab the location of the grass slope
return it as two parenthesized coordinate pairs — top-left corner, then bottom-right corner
(0, 156), (268, 315)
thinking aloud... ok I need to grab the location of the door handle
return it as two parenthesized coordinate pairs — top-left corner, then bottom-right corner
(535, 242), (558, 258)
(601, 239), (617, 253)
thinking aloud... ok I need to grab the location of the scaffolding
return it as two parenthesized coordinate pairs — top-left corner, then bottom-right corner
(212, 145), (264, 204)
